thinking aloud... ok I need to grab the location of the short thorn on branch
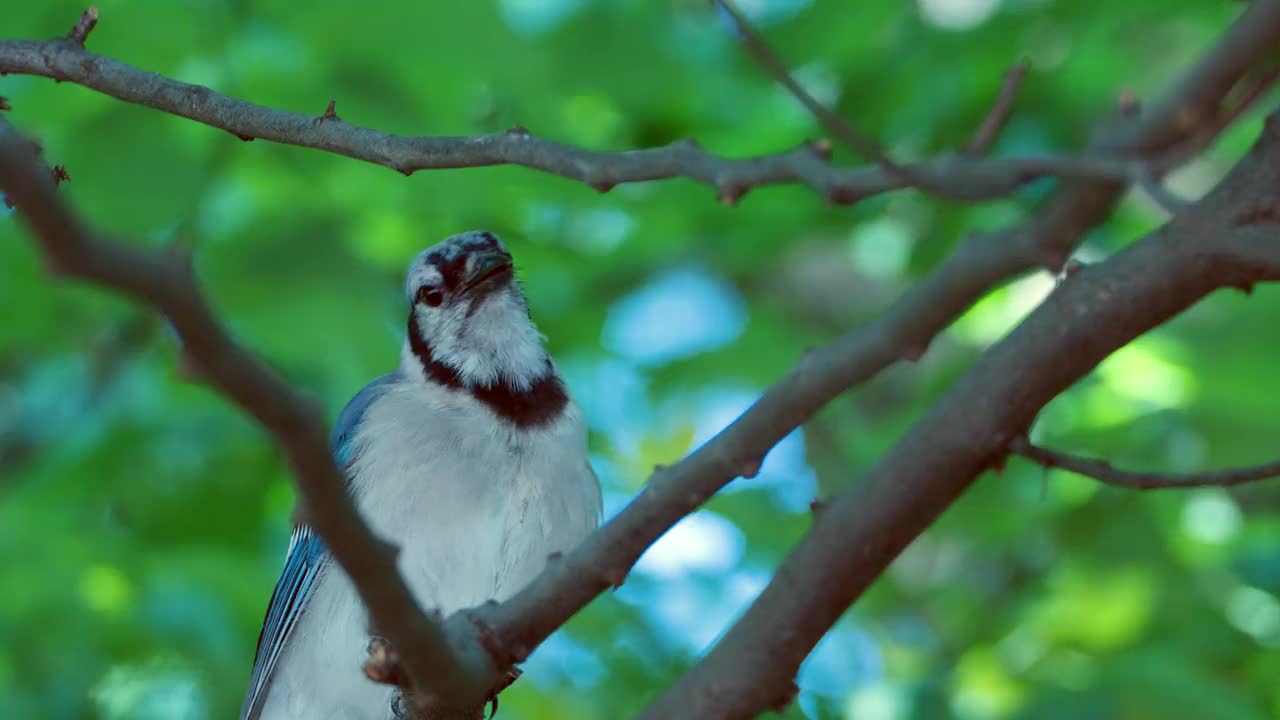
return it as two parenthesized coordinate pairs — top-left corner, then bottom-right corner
(67, 6), (100, 46)
(3, 154), (70, 210)
(602, 565), (629, 590)
(900, 342), (929, 363)
(737, 457), (762, 479)
(318, 99), (340, 124)
(807, 137), (833, 161)
(1008, 436), (1280, 490)
(717, 182), (746, 206)
(824, 186), (861, 206)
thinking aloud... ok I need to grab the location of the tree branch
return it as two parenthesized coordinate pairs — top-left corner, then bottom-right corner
(0, 34), (1133, 207)
(1008, 437), (1280, 490)
(0, 116), (488, 716)
(643, 111), (1280, 720)
(65, 6), (99, 46)
(714, 0), (1017, 201)
(326, 2), (1280, 711)
(968, 60), (1031, 155)
(640, 1), (1280, 716)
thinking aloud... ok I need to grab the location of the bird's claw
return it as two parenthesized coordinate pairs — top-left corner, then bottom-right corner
(485, 667), (522, 719)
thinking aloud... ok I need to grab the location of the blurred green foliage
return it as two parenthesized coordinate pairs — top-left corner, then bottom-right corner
(4, 1), (1280, 718)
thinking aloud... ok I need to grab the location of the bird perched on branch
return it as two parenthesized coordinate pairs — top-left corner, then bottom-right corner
(241, 231), (602, 720)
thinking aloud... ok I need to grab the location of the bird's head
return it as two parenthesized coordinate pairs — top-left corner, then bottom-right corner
(402, 230), (550, 391)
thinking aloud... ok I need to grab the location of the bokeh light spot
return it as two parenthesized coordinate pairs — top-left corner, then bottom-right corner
(79, 564), (133, 615)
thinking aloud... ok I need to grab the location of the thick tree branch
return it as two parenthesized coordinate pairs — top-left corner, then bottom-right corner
(643, 113), (1280, 720)
(0, 117), (487, 715)
(641, 2), (1280, 715)
(1008, 437), (1280, 490)
(0, 34), (1135, 207)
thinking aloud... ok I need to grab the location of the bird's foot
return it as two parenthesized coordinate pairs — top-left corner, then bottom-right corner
(485, 667), (522, 719)
(364, 636), (407, 687)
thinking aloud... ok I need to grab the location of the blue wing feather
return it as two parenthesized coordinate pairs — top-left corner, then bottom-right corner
(241, 373), (399, 720)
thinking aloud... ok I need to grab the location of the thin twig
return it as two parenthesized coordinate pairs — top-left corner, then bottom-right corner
(713, 0), (946, 195)
(1009, 437), (1280, 490)
(714, 0), (1031, 201)
(968, 60), (1030, 155)
(66, 6), (98, 46)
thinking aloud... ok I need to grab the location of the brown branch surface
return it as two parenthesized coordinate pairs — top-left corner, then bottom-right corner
(0, 117), (487, 715)
(1010, 437), (1280, 489)
(644, 120), (1280, 720)
(640, 2), (1280, 716)
(0, 37), (1134, 207)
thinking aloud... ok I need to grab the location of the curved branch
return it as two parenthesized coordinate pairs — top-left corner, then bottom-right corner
(643, 113), (1280, 720)
(1009, 437), (1280, 490)
(0, 117), (488, 715)
(640, 1), (1280, 715)
(0, 36), (1131, 206)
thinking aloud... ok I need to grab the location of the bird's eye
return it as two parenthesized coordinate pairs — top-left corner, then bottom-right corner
(416, 286), (445, 307)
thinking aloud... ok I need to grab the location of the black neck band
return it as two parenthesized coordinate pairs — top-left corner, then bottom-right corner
(408, 313), (568, 428)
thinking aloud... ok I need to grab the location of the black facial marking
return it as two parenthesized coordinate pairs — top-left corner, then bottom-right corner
(407, 312), (568, 428)
(416, 286), (444, 307)
(424, 250), (468, 293)
(423, 231), (507, 292)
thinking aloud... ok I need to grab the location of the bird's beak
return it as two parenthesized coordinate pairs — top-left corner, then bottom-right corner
(460, 250), (514, 296)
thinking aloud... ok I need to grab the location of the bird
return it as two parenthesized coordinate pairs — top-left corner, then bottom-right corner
(240, 230), (602, 720)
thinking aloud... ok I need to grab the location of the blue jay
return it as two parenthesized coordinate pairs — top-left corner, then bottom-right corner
(241, 231), (602, 720)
